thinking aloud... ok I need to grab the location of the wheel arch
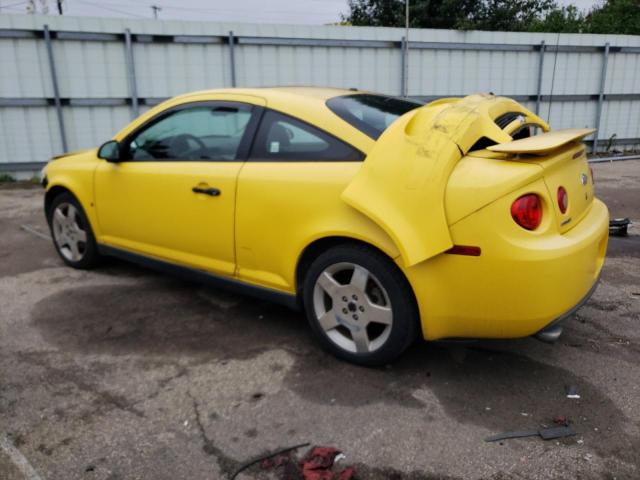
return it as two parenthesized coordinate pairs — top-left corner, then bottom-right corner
(44, 183), (98, 238)
(295, 235), (408, 296)
(44, 184), (76, 221)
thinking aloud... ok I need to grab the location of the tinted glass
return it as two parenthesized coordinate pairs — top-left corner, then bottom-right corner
(326, 94), (424, 139)
(250, 110), (363, 161)
(127, 104), (252, 161)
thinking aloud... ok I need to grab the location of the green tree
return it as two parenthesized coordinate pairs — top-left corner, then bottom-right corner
(461, 0), (559, 31)
(586, 0), (640, 35)
(343, 0), (482, 29)
(343, 0), (406, 27)
(528, 5), (586, 32)
(343, 0), (640, 34)
(408, 0), (481, 29)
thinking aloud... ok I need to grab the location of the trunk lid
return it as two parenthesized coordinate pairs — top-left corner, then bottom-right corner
(518, 144), (594, 234)
(487, 128), (595, 233)
(341, 93), (550, 266)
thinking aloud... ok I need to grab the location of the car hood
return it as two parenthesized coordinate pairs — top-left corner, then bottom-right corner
(51, 148), (97, 161)
(341, 93), (548, 267)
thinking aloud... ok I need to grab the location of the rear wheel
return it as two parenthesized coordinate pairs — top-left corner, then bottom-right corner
(303, 244), (419, 366)
(48, 192), (100, 269)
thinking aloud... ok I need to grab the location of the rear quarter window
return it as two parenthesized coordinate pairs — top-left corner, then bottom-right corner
(249, 110), (364, 162)
(326, 94), (424, 139)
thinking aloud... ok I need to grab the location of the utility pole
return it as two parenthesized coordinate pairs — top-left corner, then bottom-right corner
(151, 5), (161, 19)
(404, 0), (410, 97)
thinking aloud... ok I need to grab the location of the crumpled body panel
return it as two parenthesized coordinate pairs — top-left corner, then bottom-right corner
(341, 94), (548, 266)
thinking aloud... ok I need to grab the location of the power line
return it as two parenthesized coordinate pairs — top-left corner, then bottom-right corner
(75, 0), (149, 18)
(53, 0), (344, 22)
(1, 0), (30, 9)
(103, 0), (341, 17)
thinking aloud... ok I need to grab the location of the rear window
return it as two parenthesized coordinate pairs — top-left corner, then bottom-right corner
(326, 94), (424, 139)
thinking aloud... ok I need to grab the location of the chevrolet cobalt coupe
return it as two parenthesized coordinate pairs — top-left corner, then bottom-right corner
(43, 87), (608, 365)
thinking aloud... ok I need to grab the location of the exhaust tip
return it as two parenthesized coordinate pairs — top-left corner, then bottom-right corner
(535, 324), (563, 344)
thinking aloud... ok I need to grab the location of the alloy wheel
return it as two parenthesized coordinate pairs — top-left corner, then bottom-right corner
(52, 202), (87, 262)
(312, 262), (393, 354)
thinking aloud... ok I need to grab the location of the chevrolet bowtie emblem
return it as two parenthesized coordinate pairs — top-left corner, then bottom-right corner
(580, 173), (588, 186)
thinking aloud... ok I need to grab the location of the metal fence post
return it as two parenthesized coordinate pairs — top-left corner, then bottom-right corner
(228, 31), (236, 87)
(43, 24), (68, 152)
(593, 42), (610, 153)
(400, 36), (407, 97)
(535, 40), (545, 115)
(124, 28), (139, 118)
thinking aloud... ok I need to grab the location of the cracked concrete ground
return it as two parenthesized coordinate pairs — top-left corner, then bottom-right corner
(0, 160), (639, 480)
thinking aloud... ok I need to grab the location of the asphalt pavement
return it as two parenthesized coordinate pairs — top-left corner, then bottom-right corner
(0, 160), (639, 479)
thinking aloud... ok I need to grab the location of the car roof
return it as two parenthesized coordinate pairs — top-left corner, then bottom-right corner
(174, 86), (377, 153)
(181, 86), (360, 102)
(113, 87), (378, 154)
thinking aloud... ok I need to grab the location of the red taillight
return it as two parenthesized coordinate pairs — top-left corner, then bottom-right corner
(557, 186), (568, 214)
(511, 194), (542, 230)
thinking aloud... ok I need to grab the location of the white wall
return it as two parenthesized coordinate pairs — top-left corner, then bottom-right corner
(2, 14), (640, 171)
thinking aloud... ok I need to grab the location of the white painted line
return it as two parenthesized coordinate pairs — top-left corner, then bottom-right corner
(0, 434), (44, 480)
(20, 224), (52, 241)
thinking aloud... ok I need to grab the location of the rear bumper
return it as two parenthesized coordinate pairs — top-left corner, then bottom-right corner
(534, 273), (600, 343)
(403, 194), (609, 340)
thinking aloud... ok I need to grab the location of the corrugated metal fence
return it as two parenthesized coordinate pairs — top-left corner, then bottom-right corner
(2, 14), (640, 174)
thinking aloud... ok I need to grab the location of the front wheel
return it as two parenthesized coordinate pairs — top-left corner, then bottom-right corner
(303, 244), (420, 366)
(48, 192), (100, 269)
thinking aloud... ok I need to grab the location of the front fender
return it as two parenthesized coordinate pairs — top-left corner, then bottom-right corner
(44, 152), (101, 238)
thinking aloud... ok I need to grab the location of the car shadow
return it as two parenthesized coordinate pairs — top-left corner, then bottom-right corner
(30, 260), (640, 465)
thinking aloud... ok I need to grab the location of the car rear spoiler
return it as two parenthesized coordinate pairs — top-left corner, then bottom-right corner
(487, 128), (595, 155)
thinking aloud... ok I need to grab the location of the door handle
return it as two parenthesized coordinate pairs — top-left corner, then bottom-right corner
(192, 186), (221, 196)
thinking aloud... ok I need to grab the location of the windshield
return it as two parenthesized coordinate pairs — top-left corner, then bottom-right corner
(326, 94), (424, 139)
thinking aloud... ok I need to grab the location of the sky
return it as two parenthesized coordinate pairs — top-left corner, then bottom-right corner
(0, 0), (599, 25)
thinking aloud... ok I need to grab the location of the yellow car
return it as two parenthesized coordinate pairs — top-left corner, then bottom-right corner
(43, 87), (609, 366)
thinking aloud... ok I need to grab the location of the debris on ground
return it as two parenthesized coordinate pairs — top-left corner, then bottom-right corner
(566, 385), (581, 399)
(609, 218), (631, 236)
(553, 415), (569, 426)
(538, 426), (576, 440)
(230, 442), (310, 479)
(485, 424), (576, 443)
(300, 446), (354, 480)
(233, 444), (355, 480)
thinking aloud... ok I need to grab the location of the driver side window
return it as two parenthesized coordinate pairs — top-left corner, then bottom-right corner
(126, 103), (253, 161)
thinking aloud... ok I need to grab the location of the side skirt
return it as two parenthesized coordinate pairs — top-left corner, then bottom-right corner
(97, 244), (300, 311)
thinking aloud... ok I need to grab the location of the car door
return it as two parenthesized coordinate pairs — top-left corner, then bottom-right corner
(235, 109), (365, 291)
(94, 100), (260, 276)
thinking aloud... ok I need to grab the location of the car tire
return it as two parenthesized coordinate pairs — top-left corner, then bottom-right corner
(48, 192), (100, 269)
(303, 243), (420, 366)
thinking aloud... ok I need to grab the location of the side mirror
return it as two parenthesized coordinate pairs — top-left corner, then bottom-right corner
(97, 140), (121, 162)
